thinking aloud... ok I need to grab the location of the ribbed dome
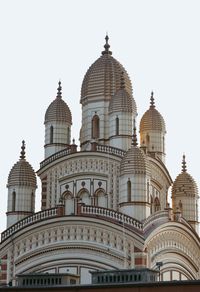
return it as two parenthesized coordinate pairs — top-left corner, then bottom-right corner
(120, 129), (147, 175)
(172, 155), (198, 197)
(7, 141), (37, 188)
(81, 36), (132, 102)
(109, 73), (137, 114)
(140, 93), (166, 133)
(45, 81), (72, 124)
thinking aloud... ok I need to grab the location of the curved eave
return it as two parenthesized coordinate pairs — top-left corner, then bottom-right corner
(147, 155), (173, 186)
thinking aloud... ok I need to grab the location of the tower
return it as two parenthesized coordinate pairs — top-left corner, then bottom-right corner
(140, 92), (166, 163)
(44, 81), (72, 159)
(6, 141), (37, 228)
(119, 123), (150, 221)
(80, 35), (133, 150)
(108, 72), (137, 151)
(172, 155), (199, 233)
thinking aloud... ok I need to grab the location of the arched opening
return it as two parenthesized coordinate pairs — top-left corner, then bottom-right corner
(154, 197), (161, 212)
(67, 127), (70, 144)
(78, 189), (90, 206)
(150, 195), (153, 214)
(94, 189), (107, 208)
(146, 134), (150, 146)
(50, 125), (54, 144)
(116, 116), (119, 135)
(31, 191), (34, 212)
(92, 114), (100, 139)
(12, 191), (16, 211)
(61, 192), (74, 215)
(127, 180), (131, 202)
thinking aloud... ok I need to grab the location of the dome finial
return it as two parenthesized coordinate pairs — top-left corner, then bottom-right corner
(150, 91), (155, 108)
(20, 140), (26, 160)
(57, 80), (62, 98)
(132, 119), (138, 146)
(120, 71), (125, 89)
(102, 34), (112, 56)
(182, 153), (187, 172)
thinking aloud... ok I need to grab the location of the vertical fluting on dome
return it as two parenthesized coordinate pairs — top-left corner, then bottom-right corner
(44, 81), (72, 159)
(120, 71), (125, 89)
(139, 92), (166, 163)
(7, 141), (37, 228)
(172, 155), (199, 234)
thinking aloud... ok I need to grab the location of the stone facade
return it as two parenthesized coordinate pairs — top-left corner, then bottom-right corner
(0, 36), (199, 286)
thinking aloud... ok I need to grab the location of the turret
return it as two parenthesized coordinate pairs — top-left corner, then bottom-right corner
(44, 81), (72, 158)
(108, 72), (137, 151)
(172, 155), (199, 233)
(80, 35), (133, 150)
(119, 122), (150, 221)
(7, 141), (37, 228)
(140, 92), (166, 163)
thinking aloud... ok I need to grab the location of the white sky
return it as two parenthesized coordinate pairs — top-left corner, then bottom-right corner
(0, 0), (200, 233)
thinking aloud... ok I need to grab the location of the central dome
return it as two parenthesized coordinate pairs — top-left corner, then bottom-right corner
(81, 36), (133, 102)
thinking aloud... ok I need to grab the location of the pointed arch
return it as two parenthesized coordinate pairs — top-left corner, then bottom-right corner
(77, 188), (91, 206)
(154, 197), (161, 212)
(50, 125), (54, 144)
(127, 180), (131, 202)
(92, 114), (100, 139)
(94, 188), (107, 208)
(61, 191), (74, 215)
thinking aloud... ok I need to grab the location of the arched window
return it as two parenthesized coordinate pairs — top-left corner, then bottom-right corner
(94, 189), (107, 208)
(154, 197), (161, 212)
(146, 134), (150, 145)
(50, 125), (54, 144)
(127, 180), (131, 202)
(78, 189), (90, 205)
(31, 191), (34, 212)
(67, 127), (70, 144)
(116, 116), (119, 135)
(12, 191), (16, 211)
(150, 196), (153, 214)
(92, 114), (99, 139)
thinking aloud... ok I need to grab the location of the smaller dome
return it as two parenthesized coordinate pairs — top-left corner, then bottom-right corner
(140, 92), (166, 133)
(172, 155), (198, 197)
(120, 127), (147, 174)
(109, 72), (137, 115)
(7, 141), (37, 188)
(45, 81), (72, 124)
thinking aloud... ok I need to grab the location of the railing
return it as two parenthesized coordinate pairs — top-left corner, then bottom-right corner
(96, 145), (126, 157)
(1, 208), (58, 242)
(40, 148), (72, 168)
(80, 205), (143, 231)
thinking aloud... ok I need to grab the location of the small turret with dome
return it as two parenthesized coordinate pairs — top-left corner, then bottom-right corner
(172, 155), (199, 233)
(119, 122), (150, 221)
(140, 92), (166, 163)
(44, 81), (72, 158)
(7, 141), (37, 228)
(108, 71), (137, 151)
(80, 35), (133, 150)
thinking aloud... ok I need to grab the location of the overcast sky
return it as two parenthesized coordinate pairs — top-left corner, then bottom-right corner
(0, 0), (200, 233)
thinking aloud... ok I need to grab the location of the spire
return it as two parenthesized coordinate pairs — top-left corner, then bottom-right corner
(132, 119), (138, 146)
(56, 80), (62, 98)
(182, 154), (187, 172)
(20, 140), (26, 160)
(150, 91), (155, 108)
(120, 71), (125, 89)
(102, 34), (112, 55)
